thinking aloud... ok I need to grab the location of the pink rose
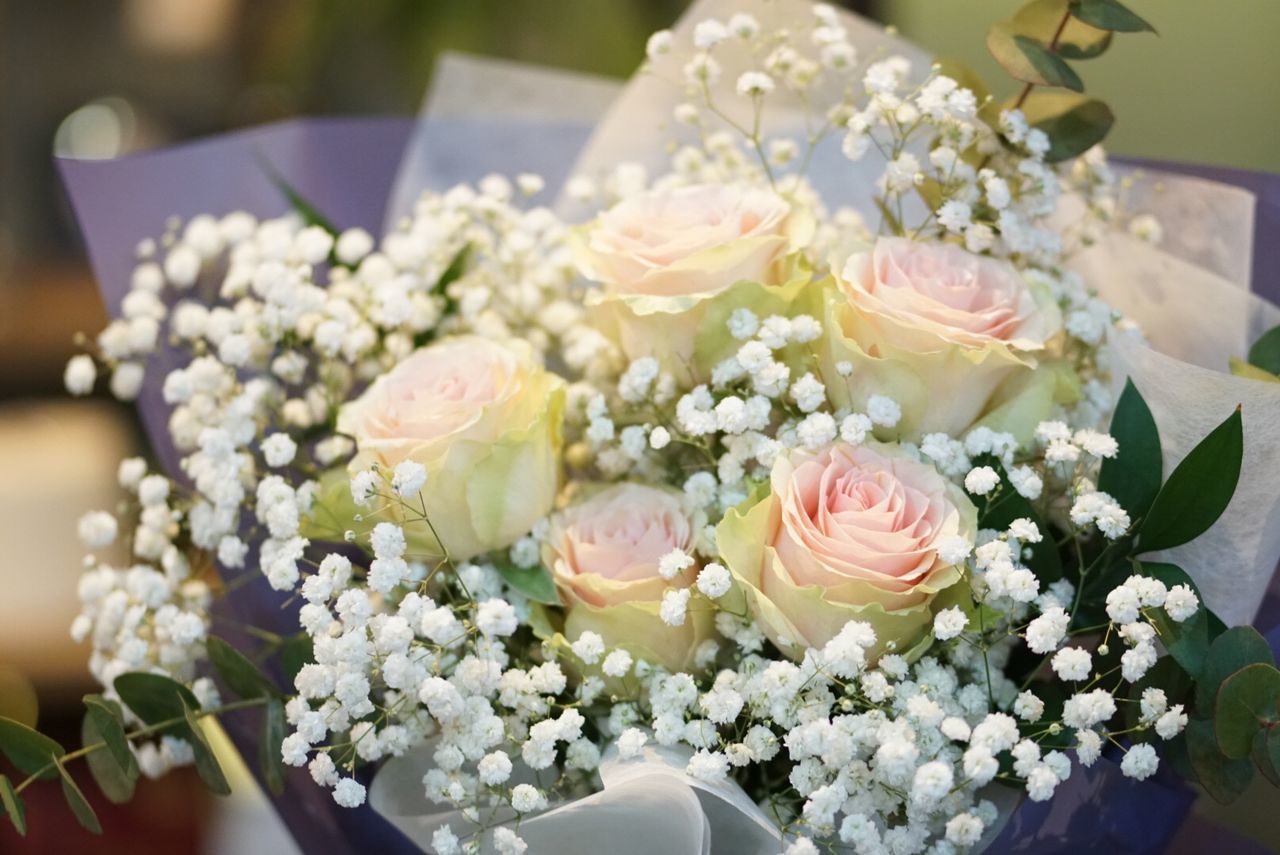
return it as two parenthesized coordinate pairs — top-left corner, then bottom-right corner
(544, 483), (712, 673)
(718, 442), (975, 657)
(822, 237), (1065, 438)
(330, 336), (564, 561)
(579, 183), (792, 298)
(577, 183), (809, 383)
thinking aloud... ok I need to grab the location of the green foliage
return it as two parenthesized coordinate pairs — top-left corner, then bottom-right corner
(181, 698), (231, 796)
(494, 557), (561, 605)
(1254, 726), (1280, 787)
(1215, 664), (1280, 759)
(1137, 406), (1243, 554)
(208, 637), (282, 700)
(1197, 626), (1275, 711)
(257, 155), (339, 235)
(986, 0), (1154, 160)
(280, 632), (316, 687)
(0, 774), (25, 836)
(55, 759), (101, 834)
(1070, 0), (1156, 33)
(0, 717), (65, 781)
(1013, 0), (1112, 59)
(1138, 562), (1219, 678)
(987, 23), (1083, 91)
(1099, 379), (1162, 520)
(81, 699), (137, 804)
(1021, 91), (1114, 162)
(1187, 717), (1255, 804)
(262, 699), (288, 797)
(1247, 324), (1280, 375)
(1176, 626), (1280, 802)
(113, 672), (202, 733)
(83, 696), (137, 777)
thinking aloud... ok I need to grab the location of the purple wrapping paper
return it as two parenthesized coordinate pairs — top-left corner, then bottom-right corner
(58, 118), (1280, 854)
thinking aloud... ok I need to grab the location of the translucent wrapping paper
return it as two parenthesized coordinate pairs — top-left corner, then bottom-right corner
(57, 0), (1280, 851)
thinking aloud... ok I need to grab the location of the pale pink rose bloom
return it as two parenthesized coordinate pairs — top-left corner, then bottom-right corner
(544, 483), (712, 673)
(335, 335), (564, 562)
(840, 236), (1049, 352)
(718, 441), (975, 657)
(547, 483), (697, 606)
(824, 237), (1063, 438)
(581, 183), (791, 298)
(770, 443), (962, 612)
(342, 336), (529, 463)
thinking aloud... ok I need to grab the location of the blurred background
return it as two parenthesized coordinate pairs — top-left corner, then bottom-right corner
(0, 0), (1276, 852)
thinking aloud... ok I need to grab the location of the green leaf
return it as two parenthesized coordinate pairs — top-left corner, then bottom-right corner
(207, 637), (280, 700)
(1197, 626), (1276, 712)
(1247, 324), (1280, 375)
(55, 759), (102, 834)
(1012, 0), (1112, 59)
(82, 702), (137, 805)
(261, 698), (287, 797)
(1138, 406), (1243, 554)
(1138, 562), (1217, 678)
(1187, 717), (1254, 803)
(256, 154), (338, 235)
(1230, 357), (1280, 384)
(1099, 379), (1163, 521)
(1070, 0), (1156, 33)
(113, 673), (201, 733)
(0, 774), (25, 836)
(181, 698), (231, 796)
(494, 559), (560, 605)
(280, 633), (314, 688)
(83, 696), (137, 778)
(1215, 663), (1280, 759)
(1020, 91), (1115, 162)
(988, 22), (1084, 91)
(1253, 726), (1280, 787)
(0, 717), (65, 780)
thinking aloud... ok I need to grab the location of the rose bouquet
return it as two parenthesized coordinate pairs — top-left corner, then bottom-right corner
(6, 0), (1280, 853)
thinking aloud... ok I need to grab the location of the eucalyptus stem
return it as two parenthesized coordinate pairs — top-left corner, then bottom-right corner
(13, 696), (268, 796)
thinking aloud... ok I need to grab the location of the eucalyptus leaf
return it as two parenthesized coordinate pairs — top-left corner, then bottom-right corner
(82, 710), (136, 804)
(261, 698), (287, 797)
(0, 716), (65, 780)
(113, 672), (201, 733)
(1138, 406), (1242, 554)
(1019, 91), (1115, 162)
(495, 559), (560, 605)
(56, 759), (102, 834)
(83, 695), (137, 777)
(1098, 379), (1162, 521)
(1197, 626), (1275, 712)
(988, 23), (1084, 91)
(1187, 717), (1253, 803)
(0, 774), (25, 836)
(1247, 325), (1280, 375)
(1012, 0), (1112, 59)
(1214, 663), (1280, 759)
(1070, 0), (1156, 33)
(1254, 726), (1280, 787)
(181, 698), (231, 797)
(207, 637), (280, 700)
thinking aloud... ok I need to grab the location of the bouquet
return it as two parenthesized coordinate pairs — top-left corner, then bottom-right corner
(6, 0), (1280, 852)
